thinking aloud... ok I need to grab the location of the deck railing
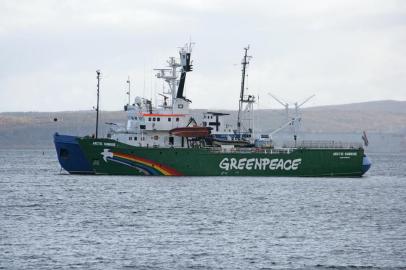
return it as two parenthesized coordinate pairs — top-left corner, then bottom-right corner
(205, 147), (293, 154)
(204, 140), (363, 154)
(282, 140), (363, 149)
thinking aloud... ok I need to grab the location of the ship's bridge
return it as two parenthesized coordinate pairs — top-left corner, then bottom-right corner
(122, 96), (191, 133)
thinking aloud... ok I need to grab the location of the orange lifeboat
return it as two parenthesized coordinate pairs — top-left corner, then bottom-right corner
(169, 127), (211, 138)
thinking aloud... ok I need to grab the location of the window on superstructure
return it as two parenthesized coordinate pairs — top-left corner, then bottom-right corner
(148, 117), (151, 121)
(153, 117), (156, 121)
(168, 118), (171, 122)
(129, 137), (132, 140)
(176, 118), (179, 122)
(157, 117), (160, 122)
(135, 137), (137, 141)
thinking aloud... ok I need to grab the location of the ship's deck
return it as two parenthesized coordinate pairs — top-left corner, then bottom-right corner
(204, 140), (363, 154)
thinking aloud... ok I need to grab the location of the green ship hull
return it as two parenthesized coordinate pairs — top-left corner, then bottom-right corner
(53, 45), (372, 177)
(54, 134), (371, 177)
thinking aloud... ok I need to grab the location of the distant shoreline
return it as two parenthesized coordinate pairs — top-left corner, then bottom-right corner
(1, 100), (405, 153)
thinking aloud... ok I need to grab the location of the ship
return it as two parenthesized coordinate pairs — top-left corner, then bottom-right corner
(54, 43), (371, 177)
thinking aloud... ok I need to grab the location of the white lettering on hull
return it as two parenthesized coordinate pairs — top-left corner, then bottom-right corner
(93, 141), (116, 147)
(219, 158), (302, 171)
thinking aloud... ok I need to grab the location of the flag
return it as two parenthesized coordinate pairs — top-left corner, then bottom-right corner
(362, 131), (369, 147)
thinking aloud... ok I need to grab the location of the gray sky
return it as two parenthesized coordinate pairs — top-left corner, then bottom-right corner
(0, 0), (405, 112)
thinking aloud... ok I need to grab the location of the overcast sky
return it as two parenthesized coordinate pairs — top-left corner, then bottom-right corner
(0, 0), (405, 112)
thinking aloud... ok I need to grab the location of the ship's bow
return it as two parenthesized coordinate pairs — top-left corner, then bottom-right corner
(54, 133), (94, 174)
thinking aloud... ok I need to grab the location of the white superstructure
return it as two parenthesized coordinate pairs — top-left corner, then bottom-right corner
(107, 43), (194, 148)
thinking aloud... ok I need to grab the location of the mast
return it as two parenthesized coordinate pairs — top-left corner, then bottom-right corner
(95, 70), (101, 139)
(176, 43), (193, 99)
(237, 46), (251, 137)
(154, 42), (193, 106)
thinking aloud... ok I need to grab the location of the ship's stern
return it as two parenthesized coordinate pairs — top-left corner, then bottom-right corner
(361, 154), (372, 175)
(54, 133), (94, 174)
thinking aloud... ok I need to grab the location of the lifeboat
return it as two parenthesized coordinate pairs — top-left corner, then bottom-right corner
(169, 126), (211, 138)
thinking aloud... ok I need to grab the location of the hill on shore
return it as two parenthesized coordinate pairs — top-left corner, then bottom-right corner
(1, 100), (405, 152)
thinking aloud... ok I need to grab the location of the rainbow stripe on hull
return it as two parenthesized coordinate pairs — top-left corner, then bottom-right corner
(109, 152), (183, 176)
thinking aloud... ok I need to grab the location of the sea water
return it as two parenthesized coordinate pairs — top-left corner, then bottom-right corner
(0, 149), (405, 269)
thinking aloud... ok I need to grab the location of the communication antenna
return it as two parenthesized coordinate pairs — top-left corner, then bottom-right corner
(126, 76), (131, 105)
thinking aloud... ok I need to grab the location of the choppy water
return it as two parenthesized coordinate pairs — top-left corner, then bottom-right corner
(0, 149), (405, 269)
